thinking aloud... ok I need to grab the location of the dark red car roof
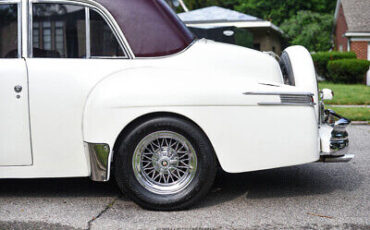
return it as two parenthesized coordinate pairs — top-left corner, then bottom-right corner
(96, 0), (195, 57)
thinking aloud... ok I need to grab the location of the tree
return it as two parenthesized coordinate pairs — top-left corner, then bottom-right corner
(174, 0), (336, 25)
(280, 11), (333, 52)
(170, 0), (336, 51)
(234, 0), (336, 25)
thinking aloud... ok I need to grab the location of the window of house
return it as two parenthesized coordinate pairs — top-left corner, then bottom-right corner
(32, 4), (86, 58)
(0, 4), (19, 58)
(89, 9), (125, 57)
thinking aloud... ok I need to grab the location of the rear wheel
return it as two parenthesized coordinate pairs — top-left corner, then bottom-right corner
(114, 116), (217, 210)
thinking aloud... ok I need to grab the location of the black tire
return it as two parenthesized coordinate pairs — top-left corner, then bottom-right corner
(114, 116), (217, 211)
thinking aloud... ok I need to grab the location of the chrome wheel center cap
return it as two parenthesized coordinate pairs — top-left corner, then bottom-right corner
(154, 147), (178, 170)
(157, 156), (171, 170)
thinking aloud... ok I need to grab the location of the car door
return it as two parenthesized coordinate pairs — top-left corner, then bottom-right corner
(24, 1), (130, 176)
(0, 1), (33, 166)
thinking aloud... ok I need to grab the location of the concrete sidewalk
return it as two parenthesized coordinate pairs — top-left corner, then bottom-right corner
(328, 105), (370, 108)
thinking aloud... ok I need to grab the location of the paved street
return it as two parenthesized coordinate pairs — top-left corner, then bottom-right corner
(0, 125), (369, 230)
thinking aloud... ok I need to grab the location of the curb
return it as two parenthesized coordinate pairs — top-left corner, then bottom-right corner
(328, 105), (369, 108)
(351, 121), (369, 125)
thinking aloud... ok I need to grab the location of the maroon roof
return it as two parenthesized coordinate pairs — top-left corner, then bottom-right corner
(96, 0), (195, 57)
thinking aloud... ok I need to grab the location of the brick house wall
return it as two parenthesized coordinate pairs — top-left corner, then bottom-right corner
(334, 4), (348, 51)
(350, 41), (368, 60)
(334, 3), (369, 60)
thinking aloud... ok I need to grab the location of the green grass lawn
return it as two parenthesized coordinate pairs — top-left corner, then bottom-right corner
(327, 106), (370, 122)
(318, 82), (370, 105)
(318, 82), (370, 121)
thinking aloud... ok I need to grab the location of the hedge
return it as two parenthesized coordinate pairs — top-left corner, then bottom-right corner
(327, 59), (370, 84)
(311, 51), (357, 80)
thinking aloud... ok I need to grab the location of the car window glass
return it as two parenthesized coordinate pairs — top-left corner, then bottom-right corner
(32, 4), (86, 58)
(90, 9), (125, 57)
(0, 4), (18, 58)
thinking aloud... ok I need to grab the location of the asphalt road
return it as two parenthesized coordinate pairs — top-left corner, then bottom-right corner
(0, 125), (369, 230)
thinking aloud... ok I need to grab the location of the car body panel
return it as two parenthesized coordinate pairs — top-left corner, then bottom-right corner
(0, 59), (33, 166)
(0, 40), (318, 178)
(0, 0), (347, 180)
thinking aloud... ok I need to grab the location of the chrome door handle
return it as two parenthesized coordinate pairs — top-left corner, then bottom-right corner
(14, 85), (22, 93)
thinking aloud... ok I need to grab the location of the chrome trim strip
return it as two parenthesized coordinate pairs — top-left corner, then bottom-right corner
(28, 0), (32, 57)
(28, 0), (134, 59)
(22, 0), (28, 58)
(244, 92), (315, 106)
(280, 94), (314, 105)
(258, 102), (316, 106)
(17, 2), (22, 58)
(85, 7), (90, 58)
(243, 92), (314, 96)
(258, 82), (280, 87)
(85, 142), (110, 182)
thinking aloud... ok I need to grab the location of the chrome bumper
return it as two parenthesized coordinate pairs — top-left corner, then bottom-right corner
(319, 109), (354, 163)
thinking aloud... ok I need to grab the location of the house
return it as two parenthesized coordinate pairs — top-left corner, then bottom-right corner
(334, 0), (370, 85)
(177, 6), (284, 55)
(334, 0), (370, 58)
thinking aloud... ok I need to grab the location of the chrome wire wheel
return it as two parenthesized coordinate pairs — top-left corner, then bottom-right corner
(132, 131), (198, 195)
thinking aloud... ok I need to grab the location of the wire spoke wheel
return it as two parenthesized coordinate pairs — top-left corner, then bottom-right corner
(132, 131), (198, 195)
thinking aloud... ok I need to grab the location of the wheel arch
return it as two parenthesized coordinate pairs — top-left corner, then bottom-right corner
(110, 111), (219, 178)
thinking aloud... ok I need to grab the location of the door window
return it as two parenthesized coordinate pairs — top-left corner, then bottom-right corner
(0, 4), (19, 58)
(31, 3), (127, 59)
(32, 4), (86, 58)
(90, 9), (125, 57)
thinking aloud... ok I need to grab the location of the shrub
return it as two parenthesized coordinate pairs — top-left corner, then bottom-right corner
(312, 51), (357, 80)
(327, 59), (370, 84)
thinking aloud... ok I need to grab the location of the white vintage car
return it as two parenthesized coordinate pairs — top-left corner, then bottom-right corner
(0, 0), (353, 210)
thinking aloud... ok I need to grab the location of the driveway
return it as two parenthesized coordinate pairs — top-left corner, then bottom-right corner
(0, 125), (369, 230)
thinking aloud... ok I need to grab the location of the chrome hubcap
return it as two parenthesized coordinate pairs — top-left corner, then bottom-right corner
(132, 131), (198, 195)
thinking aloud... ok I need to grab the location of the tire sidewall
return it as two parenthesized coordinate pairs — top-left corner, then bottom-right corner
(115, 117), (216, 210)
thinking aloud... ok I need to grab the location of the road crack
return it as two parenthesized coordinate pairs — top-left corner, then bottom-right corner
(87, 196), (119, 230)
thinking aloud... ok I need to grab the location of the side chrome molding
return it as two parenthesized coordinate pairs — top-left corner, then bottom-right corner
(243, 91), (314, 96)
(243, 92), (315, 106)
(85, 142), (110, 181)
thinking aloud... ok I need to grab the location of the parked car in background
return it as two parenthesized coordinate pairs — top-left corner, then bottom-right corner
(0, 0), (353, 210)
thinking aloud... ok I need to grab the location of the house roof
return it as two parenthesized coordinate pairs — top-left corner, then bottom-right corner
(335, 0), (370, 33)
(178, 6), (260, 23)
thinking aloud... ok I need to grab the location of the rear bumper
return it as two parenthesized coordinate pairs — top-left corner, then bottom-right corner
(319, 109), (354, 163)
(321, 154), (354, 163)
